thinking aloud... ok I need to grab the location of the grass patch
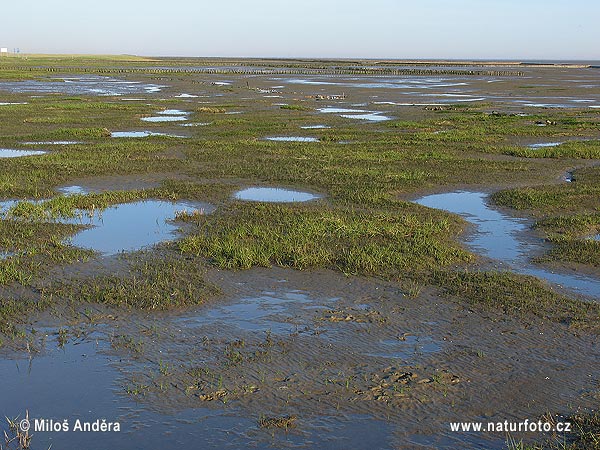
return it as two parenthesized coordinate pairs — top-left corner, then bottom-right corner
(178, 202), (470, 275)
(505, 140), (600, 159)
(43, 257), (218, 310)
(431, 270), (600, 333)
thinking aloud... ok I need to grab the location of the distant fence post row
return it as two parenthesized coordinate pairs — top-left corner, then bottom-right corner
(0, 66), (526, 77)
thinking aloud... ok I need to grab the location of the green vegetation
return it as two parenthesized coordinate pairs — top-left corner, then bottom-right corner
(178, 202), (469, 274)
(0, 57), (597, 341)
(492, 166), (600, 269)
(43, 257), (218, 310)
(279, 104), (311, 111)
(508, 412), (600, 449)
(431, 270), (600, 333)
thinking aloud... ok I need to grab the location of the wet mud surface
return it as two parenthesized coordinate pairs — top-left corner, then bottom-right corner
(1, 61), (599, 449)
(2, 267), (598, 449)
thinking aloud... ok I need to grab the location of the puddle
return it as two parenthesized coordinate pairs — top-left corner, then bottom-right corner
(528, 142), (563, 149)
(317, 107), (367, 114)
(234, 187), (321, 203)
(21, 141), (82, 145)
(158, 109), (189, 115)
(415, 191), (600, 298)
(0, 251), (15, 260)
(264, 136), (319, 142)
(140, 116), (187, 122)
(0, 102), (28, 105)
(58, 185), (88, 195)
(317, 107), (392, 122)
(175, 93), (198, 98)
(64, 200), (213, 255)
(0, 148), (46, 158)
(0, 76), (163, 96)
(111, 131), (185, 138)
(339, 113), (392, 122)
(180, 122), (211, 127)
(300, 125), (331, 129)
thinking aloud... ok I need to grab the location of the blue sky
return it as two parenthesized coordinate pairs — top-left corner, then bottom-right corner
(2, 0), (599, 59)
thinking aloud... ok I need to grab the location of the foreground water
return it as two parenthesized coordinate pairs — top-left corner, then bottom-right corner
(0, 304), (395, 450)
(415, 191), (600, 298)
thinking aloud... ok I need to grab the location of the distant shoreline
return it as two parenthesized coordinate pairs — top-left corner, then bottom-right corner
(1, 54), (598, 69)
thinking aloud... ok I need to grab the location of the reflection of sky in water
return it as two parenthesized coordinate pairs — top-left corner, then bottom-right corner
(0, 339), (290, 450)
(111, 131), (185, 138)
(277, 75), (600, 108)
(65, 200), (212, 255)
(415, 191), (600, 298)
(234, 187), (320, 203)
(141, 116), (187, 122)
(0, 148), (46, 157)
(0, 198), (210, 255)
(528, 142), (562, 148)
(264, 136), (319, 142)
(0, 76), (164, 96)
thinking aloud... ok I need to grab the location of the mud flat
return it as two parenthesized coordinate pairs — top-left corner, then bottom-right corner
(0, 57), (599, 449)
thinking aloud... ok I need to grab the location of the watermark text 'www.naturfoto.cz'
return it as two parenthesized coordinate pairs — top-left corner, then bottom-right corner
(450, 419), (571, 433)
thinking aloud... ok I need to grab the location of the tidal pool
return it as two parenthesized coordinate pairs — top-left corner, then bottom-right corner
(58, 185), (88, 195)
(21, 141), (82, 145)
(264, 136), (319, 142)
(528, 142), (563, 149)
(65, 200), (213, 255)
(234, 187), (320, 203)
(317, 107), (367, 114)
(317, 107), (391, 122)
(415, 191), (600, 298)
(180, 122), (211, 127)
(158, 109), (189, 115)
(0, 149), (46, 158)
(111, 131), (186, 138)
(0, 76), (164, 96)
(140, 116), (187, 122)
(339, 113), (392, 122)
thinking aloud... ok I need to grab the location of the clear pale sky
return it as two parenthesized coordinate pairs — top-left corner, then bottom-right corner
(2, 0), (599, 59)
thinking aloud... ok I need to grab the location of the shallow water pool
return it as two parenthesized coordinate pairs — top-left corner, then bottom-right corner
(0, 148), (46, 158)
(234, 187), (320, 203)
(415, 191), (600, 298)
